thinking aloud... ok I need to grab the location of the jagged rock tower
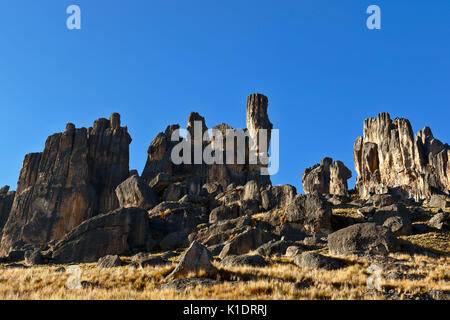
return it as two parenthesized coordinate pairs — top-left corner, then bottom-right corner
(0, 113), (131, 256)
(353, 112), (449, 200)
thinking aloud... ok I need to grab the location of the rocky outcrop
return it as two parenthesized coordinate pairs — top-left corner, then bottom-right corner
(327, 223), (400, 256)
(0, 186), (15, 232)
(51, 207), (152, 263)
(141, 94), (273, 197)
(0, 113), (131, 256)
(302, 158), (352, 196)
(353, 112), (449, 200)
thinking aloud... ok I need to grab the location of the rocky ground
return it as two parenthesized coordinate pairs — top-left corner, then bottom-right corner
(0, 200), (448, 300)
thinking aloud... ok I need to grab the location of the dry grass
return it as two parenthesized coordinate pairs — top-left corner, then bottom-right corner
(400, 231), (450, 256)
(0, 251), (448, 300)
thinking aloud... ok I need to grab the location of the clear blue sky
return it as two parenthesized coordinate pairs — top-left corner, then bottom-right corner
(0, 0), (449, 193)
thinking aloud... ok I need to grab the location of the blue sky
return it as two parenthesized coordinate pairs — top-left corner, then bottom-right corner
(0, 0), (449, 193)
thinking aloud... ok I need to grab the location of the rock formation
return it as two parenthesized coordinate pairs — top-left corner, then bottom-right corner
(354, 112), (449, 200)
(302, 157), (352, 196)
(0, 113), (131, 256)
(141, 93), (273, 199)
(0, 186), (15, 232)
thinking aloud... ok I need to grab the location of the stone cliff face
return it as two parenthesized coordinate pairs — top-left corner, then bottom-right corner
(302, 158), (352, 196)
(141, 93), (273, 193)
(0, 113), (131, 256)
(0, 186), (15, 233)
(354, 112), (449, 200)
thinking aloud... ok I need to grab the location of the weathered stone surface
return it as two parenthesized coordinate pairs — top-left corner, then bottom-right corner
(209, 204), (240, 224)
(162, 183), (187, 202)
(148, 202), (208, 242)
(149, 173), (176, 194)
(115, 175), (159, 210)
(255, 239), (289, 257)
(221, 254), (268, 268)
(365, 194), (396, 208)
(294, 252), (345, 270)
(284, 194), (332, 234)
(285, 246), (304, 258)
(0, 186), (15, 232)
(354, 113), (449, 200)
(190, 216), (252, 247)
(166, 241), (214, 280)
(427, 194), (450, 209)
(261, 185), (296, 212)
(427, 212), (449, 230)
(51, 207), (152, 263)
(97, 255), (122, 268)
(0, 114), (132, 256)
(302, 158), (352, 196)
(219, 228), (273, 259)
(328, 223), (400, 256)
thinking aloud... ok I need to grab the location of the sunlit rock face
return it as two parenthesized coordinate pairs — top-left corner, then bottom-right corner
(353, 112), (449, 201)
(0, 113), (131, 256)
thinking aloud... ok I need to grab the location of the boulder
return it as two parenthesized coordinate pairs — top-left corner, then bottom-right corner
(294, 252), (345, 270)
(220, 254), (268, 268)
(284, 194), (332, 234)
(427, 194), (450, 209)
(285, 246), (304, 258)
(115, 175), (159, 210)
(366, 194), (396, 208)
(242, 180), (261, 203)
(97, 255), (122, 268)
(219, 228), (273, 259)
(191, 216), (252, 247)
(149, 173), (176, 194)
(0, 114), (132, 256)
(373, 204), (412, 236)
(166, 241), (214, 279)
(328, 223), (400, 256)
(428, 212), (449, 230)
(51, 207), (152, 263)
(255, 239), (289, 257)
